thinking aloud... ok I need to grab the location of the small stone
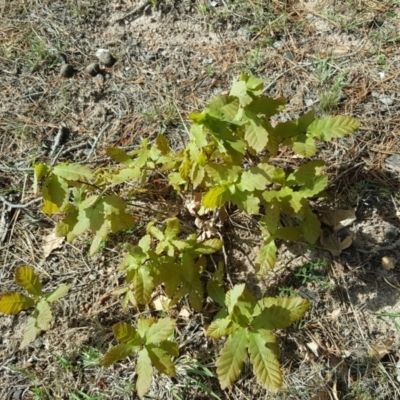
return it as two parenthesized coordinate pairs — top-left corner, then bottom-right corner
(273, 41), (284, 50)
(283, 51), (295, 61)
(95, 49), (116, 67)
(85, 63), (100, 76)
(59, 63), (74, 78)
(93, 73), (104, 88)
(379, 95), (394, 106)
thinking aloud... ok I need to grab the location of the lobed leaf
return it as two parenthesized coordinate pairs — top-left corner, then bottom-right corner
(292, 134), (316, 157)
(207, 318), (235, 339)
(244, 110), (269, 152)
(202, 186), (228, 209)
(46, 284), (70, 303)
(100, 343), (136, 367)
(0, 292), (35, 314)
(42, 175), (69, 214)
(146, 317), (175, 345)
(136, 348), (153, 398)
(216, 327), (248, 389)
(53, 163), (93, 182)
(20, 316), (41, 349)
(307, 116), (360, 140)
(147, 345), (176, 376)
(113, 322), (141, 345)
(247, 330), (282, 392)
(225, 284), (246, 314)
(255, 238), (277, 276)
(35, 299), (52, 331)
(15, 266), (42, 297)
(106, 147), (134, 166)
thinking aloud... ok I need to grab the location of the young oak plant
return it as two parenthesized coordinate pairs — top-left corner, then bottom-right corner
(206, 281), (311, 392)
(0, 266), (69, 348)
(33, 74), (360, 395)
(100, 317), (177, 398)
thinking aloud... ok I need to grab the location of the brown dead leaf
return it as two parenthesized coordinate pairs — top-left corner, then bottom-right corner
(178, 307), (191, 319)
(328, 308), (341, 320)
(320, 233), (353, 256)
(42, 231), (65, 259)
(306, 341), (319, 357)
(151, 295), (170, 311)
(381, 256), (396, 271)
(320, 209), (356, 232)
(369, 339), (393, 360)
(311, 393), (330, 400)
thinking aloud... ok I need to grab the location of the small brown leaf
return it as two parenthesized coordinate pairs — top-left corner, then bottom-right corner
(42, 231), (65, 259)
(320, 209), (356, 231)
(151, 295), (170, 311)
(369, 339), (393, 360)
(306, 341), (319, 357)
(328, 308), (341, 320)
(320, 233), (352, 256)
(381, 256), (396, 271)
(340, 235), (353, 251)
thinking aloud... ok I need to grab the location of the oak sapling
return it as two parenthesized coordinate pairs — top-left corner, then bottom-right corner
(34, 73), (360, 396)
(0, 266), (69, 349)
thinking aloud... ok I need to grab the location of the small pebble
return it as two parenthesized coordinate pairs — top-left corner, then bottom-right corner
(95, 49), (116, 67)
(283, 51), (295, 61)
(59, 63), (74, 78)
(379, 95), (394, 106)
(93, 73), (104, 88)
(85, 62), (100, 76)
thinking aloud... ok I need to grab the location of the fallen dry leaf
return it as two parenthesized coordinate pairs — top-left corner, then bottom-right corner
(369, 339), (393, 360)
(151, 295), (170, 311)
(320, 209), (356, 232)
(381, 256), (396, 271)
(178, 307), (191, 319)
(328, 308), (341, 320)
(320, 233), (353, 256)
(306, 341), (319, 357)
(42, 231), (65, 259)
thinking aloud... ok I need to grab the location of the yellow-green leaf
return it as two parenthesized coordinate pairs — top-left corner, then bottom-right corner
(113, 322), (141, 346)
(207, 262), (225, 306)
(225, 284), (246, 314)
(247, 330), (282, 392)
(207, 318), (233, 339)
(216, 327), (248, 389)
(34, 163), (49, 193)
(132, 266), (154, 305)
(146, 317), (175, 345)
(230, 80), (253, 107)
(147, 345), (176, 376)
(136, 348), (153, 399)
(255, 238), (277, 276)
(46, 284), (70, 303)
(292, 134), (316, 157)
(202, 186), (227, 209)
(42, 175), (69, 214)
(307, 116), (360, 140)
(0, 292), (35, 314)
(100, 343), (135, 367)
(257, 297), (311, 324)
(299, 208), (322, 244)
(106, 147), (134, 166)
(244, 110), (269, 152)
(20, 316), (40, 349)
(53, 163), (93, 181)
(35, 299), (52, 331)
(15, 266), (42, 297)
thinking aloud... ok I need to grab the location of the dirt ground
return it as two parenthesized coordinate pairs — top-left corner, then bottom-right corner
(1, 0), (400, 399)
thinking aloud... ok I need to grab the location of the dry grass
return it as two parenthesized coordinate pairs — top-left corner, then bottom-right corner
(1, 0), (400, 399)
